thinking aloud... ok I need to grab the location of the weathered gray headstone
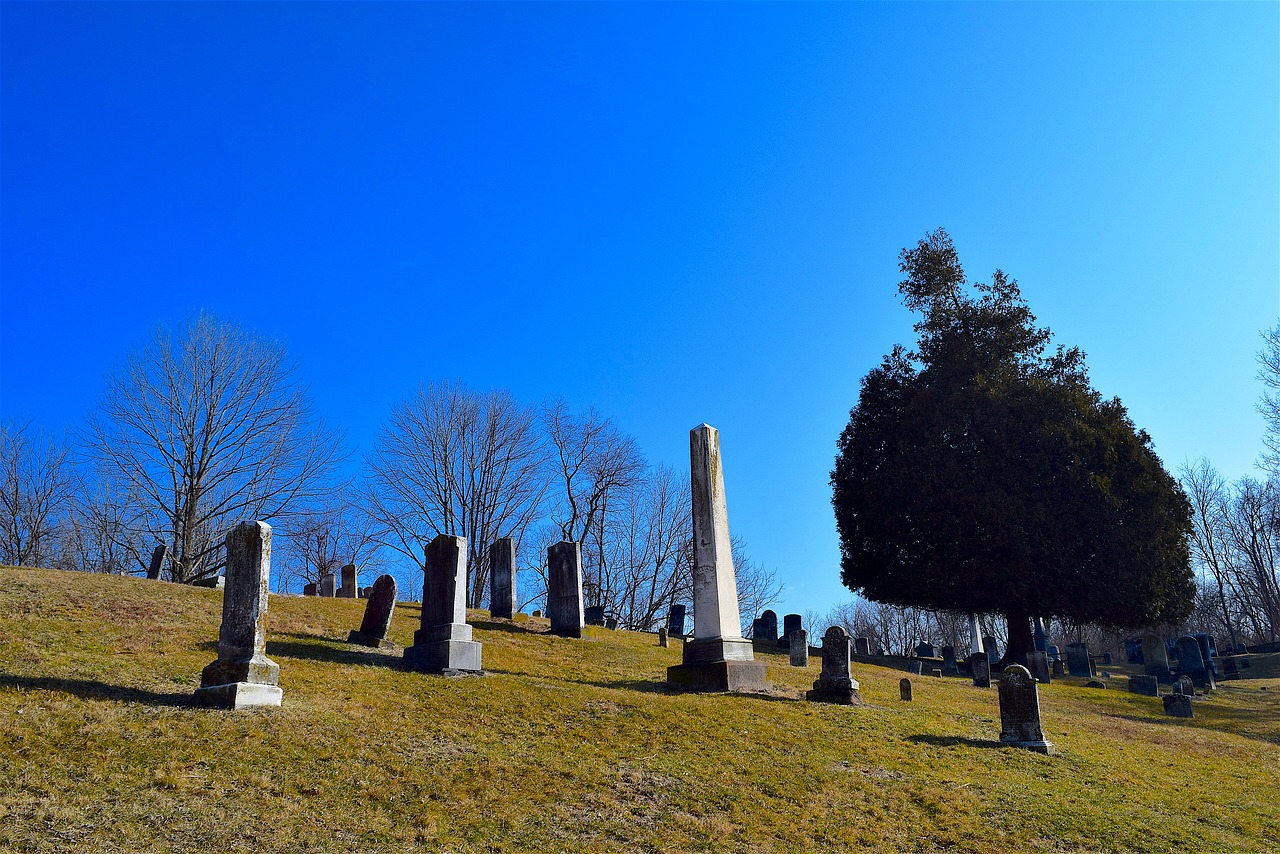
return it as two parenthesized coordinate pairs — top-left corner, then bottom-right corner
(666, 424), (768, 693)
(970, 653), (991, 688)
(1051, 659), (1065, 677)
(1066, 642), (1093, 678)
(941, 646), (958, 675)
(998, 665), (1055, 754)
(1084, 680), (1107, 689)
(1142, 633), (1171, 678)
(605, 617), (618, 631)
(779, 614), (802, 648)
(147, 544), (167, 580)
(806, 626), (861, 705)
(1177, 635), (1204, 671)
(348, 574), (397, 648)
(338, 564), (358, 598)
(489, 537), (517, 620)
(403, 534), (482, 674)
(789, 629), (809, 667)
(1162, 693), (1194, 718)
(1174, 675), (1195, 696)
(193, 521), (282, 709)
(303, 582), (317, 597)
(908, 659), (923, 675)
(1027, 651), (1051, 683)
(854, 637), (871, 657)
(667, 604), (686, 637)
(983, 636), (1000, 664)
(1128, 674), (1159, 696)
(1221, 657), (1239, 679)
(658, 627), (669, 648)
(757, 610), (779, 644)
(319, 571), (336, 598)
(900, 677), (913, 701)
(547, 541), (586, 638)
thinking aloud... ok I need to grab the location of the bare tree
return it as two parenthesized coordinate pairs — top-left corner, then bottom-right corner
(56, 463), (147, 575)
(1258, 324), (1280, 476)
(366, 381), (548, 607)
(1181, 458), (1242, 649)
(0, 420), (72, 567)
(82, 313), (345, 583)
(279, 487), (381, 594)
(731, 536), (783, 636)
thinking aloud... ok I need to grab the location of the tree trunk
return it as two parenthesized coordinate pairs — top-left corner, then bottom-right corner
(997, 609), (1033, 671)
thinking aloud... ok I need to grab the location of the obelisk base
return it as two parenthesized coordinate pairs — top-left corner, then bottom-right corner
(404, 640), (483, 674)
(666, 660), (770, 693)
(193, 681), (283, 709)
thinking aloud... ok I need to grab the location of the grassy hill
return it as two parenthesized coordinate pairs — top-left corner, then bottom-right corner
(1, 566), (1278, 853)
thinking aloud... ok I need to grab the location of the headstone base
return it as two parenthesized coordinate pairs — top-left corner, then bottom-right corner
(999, 736), (1056, 755)
(193, 681), (283, 709)
(682, 637), (755, 663)
(551, 625), (584, 639)
(404, 640), (483, 674)
(200, 655), (279, 687)
(666, 660), (770, 693)
(347, 629), (395, 649)
(806, 682), (863, 705)
(1162, 693), (1194, 718)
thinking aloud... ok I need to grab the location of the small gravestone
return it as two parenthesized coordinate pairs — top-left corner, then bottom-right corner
(303, 582), (317, 597)
(941, 646), (958, 675)
(193, 521), (282, 709)
(983, 636), (1000, 664)
(855, 637), (871, 657)
(658, 627), (669, 648)
(547, 541), (586, 638)
(337, 564), (358, 598)
(667, 604), (686, 638)
(403, 534), (482, 674)
(908, 659), (923, 675)
(605, 617), (618, 630)
(915, 642), (936, 658)
(750, 618), (764, 639)
(532, 609), (542, 618)
(1162, 693), (1194, 718)
(931, 668), (944, 678)
(1241, 658), (1251, 669)
(1066, 642), (1093, 677)
(970, 653), (991, 688)
(584, 605), (606, 626)
(779, 614), (802, 648)
(1051, 659), (1065, 677)
(1142, 633), (1171, 678)
(757, 610), (779, 644)
(1174, 675), (1195, 696)
(1177, 635), (1215, 689)
(348, 574), (397, 648)
(147, 544), (167, 580)
(789, 629), (809, 667)
(1222, 657), (1239, 679)
(806, 626), (861, 705)
(900, 677), (913, 701)
(998, 665), (1055, 754)
(1027, 651), (1051, 683)
(489, 537), (517, 620)
(1084, 680), (1106, 689)
(319, 571), (336, 597)
(1128, 675), (1159, 696)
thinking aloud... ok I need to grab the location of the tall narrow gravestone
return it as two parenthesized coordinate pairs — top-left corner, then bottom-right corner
(806, 626), (862, 705)
(789, 629), (809, 667)
(338, 564), (358, 598)
(900, 678), (913, 701)
(1177, 635), (1215, 690)
(348, 574), (397, 648)
(1143, 634), (1171, 678)
(941, 646), (958, 675)
(547, 541), (586, 638)
(403, 535), (482, 674)
(855, 637), (871, 657)
(757, 610), (779, 644)
(667, 604), (686, 638)
(779, 614), (802, 649)
(666, 424), (768, 692)
(658, 627), (670, 648)
(194, 522), (282, 709)
(983, 636), (1000, 664)
(319, 571), (336, 598)
(489, 537), (516, 620)
(1066, 642), (1093, 677)
(970, 653), (991, 688)
(147, 544), (167, 580)
(998, 665), (1055, 754)
(1027, 650), (1051, 683)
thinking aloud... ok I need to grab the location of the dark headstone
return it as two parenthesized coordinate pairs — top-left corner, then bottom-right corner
(319, 571), (336, 598)
(1026, 651), (1051, 683)
(547, 541), (585, 638)
(147, 544), (167, 580)
(1066, 642), (1093, 678)
(1143, 633), (1171, 678)
(855, 637), (871, 657)
(789, 630), (809, 667)
(403, 534), (482, 674)
(1174, 675), (1195, 696)
(998, 665), (1055, 754)
(931, 668), (943, 679)
(348, 574), (397, 648)
(584, 605), (606, 626)
(303, 582), (317, 597)
(193, 522), (282, 709)
(667, 604), (686, 637)
(1194, 633), (1216, 675)
(900, 677), (913, 701)
(750, 618), (764, 639)
(970, 653), (991, 688)
(1033, 618), (1049, 653)
(778, 614), (802, 648)
(1051, 659), (1065, 677)
(489, 537), (516, 620)
(1084, 680), (1106, 689)
(806, 626), (862, 705)
(337, 563), (358, 598)
(658, 627), (669, 648)
(1162, 693), (1194, 718)
(908, 659), (923, 675)
(983, 636), (1000, 664)
(605, 617), (619, 631)
(1128, 675), (1159, 696)
(757, 610), (778, 644)
(941, 646), (958, 675)
(915, 642), (936, 658)
(1222, 657), (1239, 679)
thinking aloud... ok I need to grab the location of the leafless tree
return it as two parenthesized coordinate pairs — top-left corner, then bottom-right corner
(0, 420), (72, 567)
(56, 463), (147, 575)
(366, 381), (548, 607)
(82, 313), (345, 583)
(1180, 458), (1242, 649)
(1258, 324), (1280, 476)
(278, 487), (382, 594)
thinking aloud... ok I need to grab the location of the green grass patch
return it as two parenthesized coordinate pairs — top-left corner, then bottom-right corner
(2, 566), (1278, 852)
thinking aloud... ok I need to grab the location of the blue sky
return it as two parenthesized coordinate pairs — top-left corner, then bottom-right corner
(2, 2), (1277, 616)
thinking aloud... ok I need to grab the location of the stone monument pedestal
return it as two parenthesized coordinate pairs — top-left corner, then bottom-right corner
(667, 659), (770, 692)
(194, 680), (283, 709)
(404, 623), (482, 674)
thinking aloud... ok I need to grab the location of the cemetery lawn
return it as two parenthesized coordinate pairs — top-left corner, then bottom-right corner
(2, 567), (1279, 853)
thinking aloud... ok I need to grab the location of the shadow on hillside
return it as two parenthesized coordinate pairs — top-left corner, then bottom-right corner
(266, 633), (405, 669)
(468, 619), (547, 636)
(0, 673), (194, 708)
(906, 734), (1005, 750)
(1101, 708), (1280, 746)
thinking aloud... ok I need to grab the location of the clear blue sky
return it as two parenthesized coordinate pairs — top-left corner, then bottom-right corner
(2, 2), (1277, 617)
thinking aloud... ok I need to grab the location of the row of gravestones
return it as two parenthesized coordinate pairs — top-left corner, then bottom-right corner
(301, 564), (366, 599)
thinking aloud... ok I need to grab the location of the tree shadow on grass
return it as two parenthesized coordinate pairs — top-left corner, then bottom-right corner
(266, 633), (405, 669)
(906, 734), (1006, 750)
(0, 672), (195, 708)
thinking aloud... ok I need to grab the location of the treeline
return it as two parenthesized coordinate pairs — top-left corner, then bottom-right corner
(0, 313), (780, 631)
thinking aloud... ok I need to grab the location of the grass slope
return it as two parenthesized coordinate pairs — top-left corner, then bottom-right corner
(1, 566), (1278, 853)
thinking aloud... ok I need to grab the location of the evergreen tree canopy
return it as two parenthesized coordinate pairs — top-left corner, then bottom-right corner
(831, 230), (1194, 661)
